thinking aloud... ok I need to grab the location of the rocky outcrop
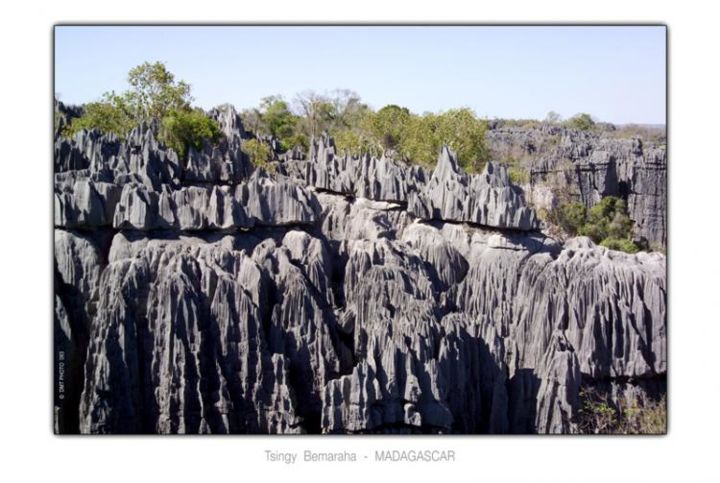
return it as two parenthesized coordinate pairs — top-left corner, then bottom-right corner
(409, 147), (538, 230)
(182, 105), (253, 183)
(282, 135), (427, 203)
(486, 124), (667, 247)
(54, 113), (666, 435)
(109, 173), (316, 231)
(78, 234), (309, 434)
(285, 137), (537, 231)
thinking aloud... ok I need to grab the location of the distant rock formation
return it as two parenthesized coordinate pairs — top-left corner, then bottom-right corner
(486, 124), (667, 248)
(54, 104), (666, 434)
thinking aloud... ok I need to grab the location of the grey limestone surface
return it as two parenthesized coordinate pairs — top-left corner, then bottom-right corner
(54, 104), (666, 434)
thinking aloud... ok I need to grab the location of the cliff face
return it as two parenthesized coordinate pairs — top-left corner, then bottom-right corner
(54, 105), (666, 434)
(486, 124), (667, 248)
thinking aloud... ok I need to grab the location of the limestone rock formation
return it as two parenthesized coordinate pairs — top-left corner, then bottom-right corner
(486, 123), (667, 247)
(54, 110), (666, 434)
(408, 147), (538, 230)
(182, 105), (253, 183)
(282, 135), (428, 203)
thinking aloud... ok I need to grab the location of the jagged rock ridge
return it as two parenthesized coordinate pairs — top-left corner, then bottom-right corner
(54, 104), (666, 434)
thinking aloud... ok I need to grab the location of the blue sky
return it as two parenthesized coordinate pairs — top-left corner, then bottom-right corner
(54, 26), (666, 124)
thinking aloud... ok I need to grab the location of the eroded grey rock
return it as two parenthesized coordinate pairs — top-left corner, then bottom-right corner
(283, 135), (427, 203)
(409, 147), (538, 230)
(55, 114), (666, 435)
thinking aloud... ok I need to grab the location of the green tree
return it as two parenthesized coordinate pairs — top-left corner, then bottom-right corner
(124, 61), (192, 122)
(580, 196), (631, 241)
(558, 202), (587, 236)
(239, 107), (263, 136)
(238, 90), (488, 170)
(577, 387), (666, 434)
(371, 105), (411, 153)
(397, 114), (437, 166)
(600, 238), (640, 254)
(292, 89), (372, 143)
(258, 96), (301, 150)
(161, 108), (222, 159)
(333, 124), (382, 158)
(432, 108), (489, 172)
(566, 113), (595, 131)
(66, 95), (135, 138)
(67, 61), (219, 161)
(241, 138), (273, 171)
(326, 89), (368, 131)
(551, 196), (640, 253)
(315, 91), (375, 157)
(508, 166), (529, 184)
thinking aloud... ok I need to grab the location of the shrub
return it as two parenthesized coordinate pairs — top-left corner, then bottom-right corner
(576, 389), (618, 434)
(261, 96), (298, 146)
(508, 166), (529, 185)
(536, 207), (550, 222)
(558, 201), (587, 236)
(600, 238), (640, 253)
(334, 129), (382, 158)
(242, 92), (490, 170)
(580, 196), (633, 241)
(371, 105), (412, 153)
(576, 387), (666, 434)
(433, 108), (489, 172)
(649, 241), (666, 254)
(396, 114), (437, 166)
(550, 196), (641, 253)
(241, 138), (274, 171)
(283, 133), (310, 152)
(161, 109), (221, 160)
(66, 96), (135, 139)
(565, 113), (595, 131)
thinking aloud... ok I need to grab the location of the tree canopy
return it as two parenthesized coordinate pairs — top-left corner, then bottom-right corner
(240, 91), (490, 171)
(66, 63), (492, 169)
(565, 113), (596, 131)
(66, 61), (219, 160)
(554, 196), (640, 253)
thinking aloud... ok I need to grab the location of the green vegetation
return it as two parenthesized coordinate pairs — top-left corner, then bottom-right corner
(500, 156), (530, 185)
(508, 166), (529, 184)
(576, 387), (666, 434)
(240, 90), (490, 171)
(54, 103), (73, 136)
(66, 95), (135, 138)
(370, 105), (411, 152)
(124, 61), (191, 121)
(241, 96), (303, 151)
(66, 62), (491, 169)
(552, 196), (640, 253)
(241, 138), (274, 171)
(66, 61), (220, 160)
(600, 237), (641, 253)
(427, 108), (489, 172)
(564, 112), (596, 131)
(161, 108), (221, 160)
(557, 201), (588, 236)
